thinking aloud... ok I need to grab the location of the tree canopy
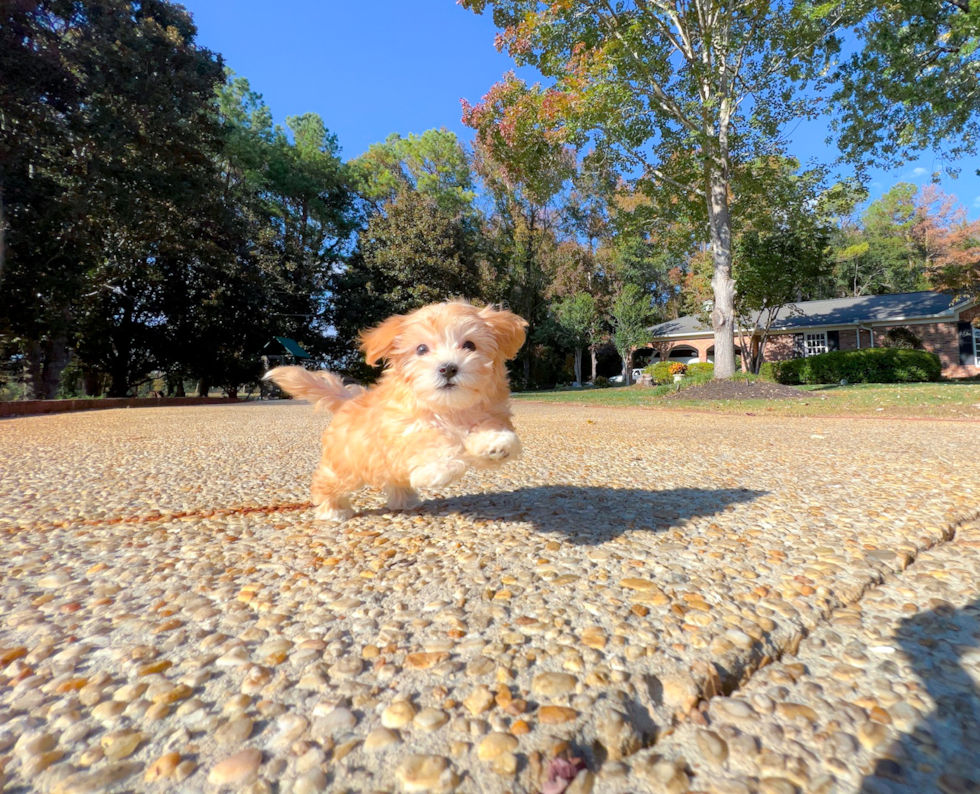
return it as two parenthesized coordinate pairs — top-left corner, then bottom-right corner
(3, 0), (979, 400)
(462, 0), (846, 377)
(834, 0), (980, 170)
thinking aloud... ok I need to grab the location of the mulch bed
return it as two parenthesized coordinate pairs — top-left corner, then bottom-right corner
(665, 379), (807, 401)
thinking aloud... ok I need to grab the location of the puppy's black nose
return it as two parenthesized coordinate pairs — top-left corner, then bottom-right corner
(438, 363), (459, 379)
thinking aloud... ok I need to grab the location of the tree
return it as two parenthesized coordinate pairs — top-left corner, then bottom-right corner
(462, 75), (576, 384)
(333, 128), (488, 374)
(817, 183), (931, 298)
(610, 283), (652, 385)
(461, 0), (843, 378)
(0, 0), (229, 398)
(914, 185), (980, 299)
(834, 1), (980, 170)
(1, 1), (91, 397)
(344, 188), (484, 318)
(553, 292), (599, 384)
(734, 225), (832, 372)
(214, 76), (359, 394)
(70, 1), (229, 397)
(352, 129), (477, 215)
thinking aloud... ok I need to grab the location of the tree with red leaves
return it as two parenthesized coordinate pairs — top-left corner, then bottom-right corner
(915, 185), (980, 300)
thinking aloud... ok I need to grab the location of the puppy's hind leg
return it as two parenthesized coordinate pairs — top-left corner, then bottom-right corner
(385, 485), (420, 511)
(311, 466), (356, 523)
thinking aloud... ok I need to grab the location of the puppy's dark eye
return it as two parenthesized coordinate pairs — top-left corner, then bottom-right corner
(462, 340), (476, 351)
(416, 344), (429, 356)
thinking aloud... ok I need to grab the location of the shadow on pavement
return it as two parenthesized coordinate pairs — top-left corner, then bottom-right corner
(860, 598), (980, 794)
(423, 485), (765, 543)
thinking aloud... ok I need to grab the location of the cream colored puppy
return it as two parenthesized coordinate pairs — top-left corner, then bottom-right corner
(264, 301), (528, 522)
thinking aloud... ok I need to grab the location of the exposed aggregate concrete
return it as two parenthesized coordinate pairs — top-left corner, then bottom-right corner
(0, 401), (977, 793)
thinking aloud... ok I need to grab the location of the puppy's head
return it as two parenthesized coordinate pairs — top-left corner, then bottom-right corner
(360, 301), (528, 409)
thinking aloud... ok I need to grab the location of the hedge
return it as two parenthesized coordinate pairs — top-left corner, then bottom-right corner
(772, 348), (942, 385)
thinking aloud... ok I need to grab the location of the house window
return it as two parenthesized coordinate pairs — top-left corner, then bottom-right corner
(804, 331), (828, 357)
(975, 326), (980, 365)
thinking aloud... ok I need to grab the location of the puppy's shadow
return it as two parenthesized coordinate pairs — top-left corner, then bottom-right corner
(415, 485), (765, 545)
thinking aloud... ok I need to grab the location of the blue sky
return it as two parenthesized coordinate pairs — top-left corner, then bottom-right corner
(183, 0), (980, 218)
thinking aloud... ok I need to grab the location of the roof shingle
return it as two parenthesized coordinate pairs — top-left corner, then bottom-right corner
(648, 291), (964, 338)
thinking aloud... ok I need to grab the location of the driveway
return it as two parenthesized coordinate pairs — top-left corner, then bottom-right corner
(0, 402), (977, 793)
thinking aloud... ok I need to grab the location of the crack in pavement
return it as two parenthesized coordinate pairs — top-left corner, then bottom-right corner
(671, 506), (980, 732)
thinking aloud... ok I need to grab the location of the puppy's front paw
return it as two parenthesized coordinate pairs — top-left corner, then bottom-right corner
(467, 429), (522, 465)
(409, 459), (468, 490)
(314, 499), (355, 523)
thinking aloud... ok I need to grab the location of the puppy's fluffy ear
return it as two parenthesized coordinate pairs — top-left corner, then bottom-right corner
(359, 314), (407, 367)
(480, 305), (528, 360)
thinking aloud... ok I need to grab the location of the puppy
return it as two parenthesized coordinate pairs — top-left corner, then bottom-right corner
(264, 301), (528, 522)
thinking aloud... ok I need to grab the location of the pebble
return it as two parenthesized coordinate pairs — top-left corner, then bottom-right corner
(215, 715), (254, 745)
(857, 720), (889, 751)
(490, 751), (518, 776)
(405, 652), (449, 670)
(293, 769), (328, 794)
(364, 727), (401, 752)
(100, 730), (144, 760)
(531, 672), (577, 696)
(328, 656), (362, 679)
(208, 748), (263, 786)
(144, 751), (181, 782)
(51, 763), (141, 794)
(660, 672), (700, 714)
(774, 702), (819, 725)
(695, 730), (729, 766)
(39, 572), (72, 588)
(568, 769), (596, 794)
(759, 779), (797, 794)
(312, 707), (355, 736)
(91, 701), (126, 723)
(714, 698), (756, 721)
(477, 732), (518, 761)
(267, 713), (310, 750)
(463, 685), (495, 715)
(22, 749), (64, 775)
(382, 700), (416, 729)
(414, 708), (450, 731)
(395, 755), (458, 793)
(540, 705), (579, 725)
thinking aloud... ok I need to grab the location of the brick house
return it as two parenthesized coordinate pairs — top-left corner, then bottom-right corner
(645, 291), (980, 379)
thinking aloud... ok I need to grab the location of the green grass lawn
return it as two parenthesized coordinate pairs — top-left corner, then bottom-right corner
(513, 381), (980, 420)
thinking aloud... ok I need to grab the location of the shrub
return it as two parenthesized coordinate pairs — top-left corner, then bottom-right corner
(592, 376), (612, 388)
(645, 361), (675, 384)
(686, 362), (714, 378)
(882, 326), (924, 349)
(773, 348), (941, 385)
(757, 362), (777, 382)
(685, 370), (714, 386)
(668, 361), (688, 376)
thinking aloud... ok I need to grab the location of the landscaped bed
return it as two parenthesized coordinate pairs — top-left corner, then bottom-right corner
(663, 379), (806, 401)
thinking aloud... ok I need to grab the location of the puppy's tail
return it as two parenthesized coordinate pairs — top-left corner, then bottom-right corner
(263, 366), (363, 413)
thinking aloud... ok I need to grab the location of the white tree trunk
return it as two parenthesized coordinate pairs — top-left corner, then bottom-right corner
(573, 347), (583, 385)
(707, 172), (736, 379)
(622, 349), (633, 385)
